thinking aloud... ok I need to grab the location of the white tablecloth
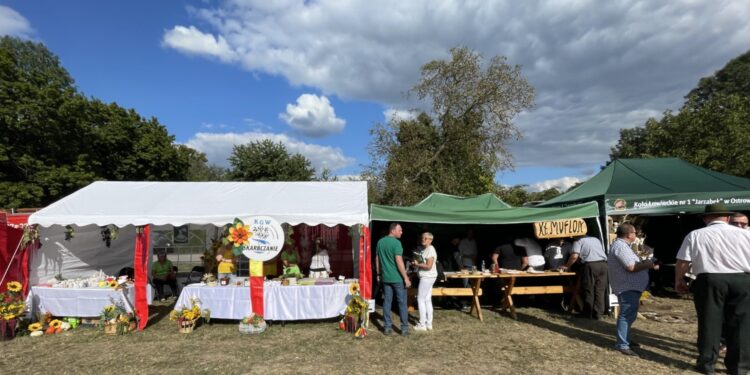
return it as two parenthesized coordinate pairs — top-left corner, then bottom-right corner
(176, 283), (350, 321)
(27, 285), (153, 317)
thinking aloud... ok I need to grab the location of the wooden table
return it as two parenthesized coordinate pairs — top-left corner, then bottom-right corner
(444, 271), (578, 321)
(445, 273), (494, 322)
(495, 271), (577, 319)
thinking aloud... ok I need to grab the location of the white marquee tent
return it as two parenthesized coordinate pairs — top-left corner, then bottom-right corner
(26, 181), (371, 329)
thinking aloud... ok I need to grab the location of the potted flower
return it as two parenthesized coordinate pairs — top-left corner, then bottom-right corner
(239, 313), (266, 334)
(0, 281), (26, 340)
(169, 298), (210, 333)
(202, 273), (218, 287)
(98, 303), (136, 335)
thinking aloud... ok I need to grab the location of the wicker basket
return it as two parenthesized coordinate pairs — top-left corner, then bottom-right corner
(239, 321), (267, 334)
(178, 318), (198, 334)
(104, 321), (136, 335)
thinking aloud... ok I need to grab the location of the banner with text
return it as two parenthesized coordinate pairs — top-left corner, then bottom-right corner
(534, 218), (587, 239)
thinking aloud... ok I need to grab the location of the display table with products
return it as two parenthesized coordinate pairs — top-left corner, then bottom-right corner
(176, 280), (352, 321)
(27, 285), (153, 317)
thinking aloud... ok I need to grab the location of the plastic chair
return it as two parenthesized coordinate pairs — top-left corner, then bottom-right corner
(184, 266), (205, 286)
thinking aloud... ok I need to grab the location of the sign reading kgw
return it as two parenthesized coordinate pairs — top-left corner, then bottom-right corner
(238, 216), (285, 262)
(534, 218), (587, 239)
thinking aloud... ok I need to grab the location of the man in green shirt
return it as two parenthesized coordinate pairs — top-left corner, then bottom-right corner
(376, 223), (411, 336)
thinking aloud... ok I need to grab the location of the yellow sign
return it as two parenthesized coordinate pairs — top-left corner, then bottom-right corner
(534, 218), (587, 239)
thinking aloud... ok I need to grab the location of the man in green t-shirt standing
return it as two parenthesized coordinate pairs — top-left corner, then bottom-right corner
(376, 223), (411, 336)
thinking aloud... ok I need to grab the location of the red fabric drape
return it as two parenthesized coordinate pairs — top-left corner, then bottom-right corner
(250, 276), (264, 316)
(21, 242), (32, 296)
(134, 225), (150, 330)
(359, 226), (372, 299)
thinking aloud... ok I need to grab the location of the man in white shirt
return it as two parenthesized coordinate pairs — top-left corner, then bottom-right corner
(676, 204), (750, 375)
(514, 237), (545, 271)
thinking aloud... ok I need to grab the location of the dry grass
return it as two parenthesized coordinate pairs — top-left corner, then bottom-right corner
(0, 295), (711, 375)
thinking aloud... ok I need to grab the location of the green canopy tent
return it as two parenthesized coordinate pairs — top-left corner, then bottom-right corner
(371, 193), (604, 247)
(371, 200), (601, 226)
(412, 193), (511, 210)
(538, 158), (750, 215)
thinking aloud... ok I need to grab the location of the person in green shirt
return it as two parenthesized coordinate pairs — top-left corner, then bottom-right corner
(280, 245), (301, 277)
(376, 223), (411, 336)
(152, 252), (178, 301)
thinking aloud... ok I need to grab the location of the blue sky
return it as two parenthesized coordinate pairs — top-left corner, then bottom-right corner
(2, 1), (749, 191)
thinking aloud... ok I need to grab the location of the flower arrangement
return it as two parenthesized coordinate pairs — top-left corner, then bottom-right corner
(239, 313), (266, 334)
(223, 218), (253, 254)
(99, 303), (135, 335)
(242, 314), (265, 328)
(170, 298), (210, 333)
(201, 273), (218, 286)
(26, 314), (75, 337)
(1, 281), (25, 321)
(339, 282), (368, 338)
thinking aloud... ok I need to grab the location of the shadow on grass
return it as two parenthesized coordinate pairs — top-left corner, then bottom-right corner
(146, 304), (175, 326)
(515, 311), (695, 371)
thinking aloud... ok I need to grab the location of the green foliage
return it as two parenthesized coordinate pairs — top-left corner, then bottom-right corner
(0, 36), (191, 208)
(686, 50), (750, 109)
(367, 47), (535, 205)
(495, 185), (561, 207)
(179, 145), (228, 181)
(611, 48), (750, 178)
(228, 139), (315, 181)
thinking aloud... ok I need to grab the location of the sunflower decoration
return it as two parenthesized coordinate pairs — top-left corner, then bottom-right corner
(28, 323), (43, 332)
(7, 281), (22, 293)
(49, 319), (62, 329)
(348, 282), (360, 295)
(108, 280), (119, 288)
(223, 218), (253, 254)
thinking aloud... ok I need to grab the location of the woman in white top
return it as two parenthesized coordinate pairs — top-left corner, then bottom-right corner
(309, 237), (332, 278)
(412, 232), (438, 331)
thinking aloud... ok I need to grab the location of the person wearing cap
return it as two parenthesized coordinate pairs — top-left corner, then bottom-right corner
(676, 203), (750, 375)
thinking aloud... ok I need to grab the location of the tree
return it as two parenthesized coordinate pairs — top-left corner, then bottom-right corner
(367, 47), (535, 205)
(495, 185), (561, 207)
(686, 50), (750, 109)
(0, 36), (191, 208)
(228, 139), (315, 181)
(611, 49), (750, 177)
(178, 145), (228, 181)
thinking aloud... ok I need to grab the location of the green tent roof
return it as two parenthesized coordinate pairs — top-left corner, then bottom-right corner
(370, 200), (599, 225)
(413, 193), (511, 210)
(539, 158), (750, 214)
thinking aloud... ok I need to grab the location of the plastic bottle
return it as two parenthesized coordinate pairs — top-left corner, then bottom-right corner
(481, 260), (486, 272)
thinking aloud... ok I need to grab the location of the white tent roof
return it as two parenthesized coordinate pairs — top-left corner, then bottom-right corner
(29, 181), (369, 227)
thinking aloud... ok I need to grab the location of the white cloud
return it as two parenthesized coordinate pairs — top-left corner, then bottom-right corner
(527, 176), (583, 193)
(335, 174), (362, 181)
(184, 131), (355, 172)
(383, 109), (417, 123)
(162, 25), (237, 62)
(279, 94), (345, 137)
(0, 6), (33, 38)
(166, 1), (750, 169)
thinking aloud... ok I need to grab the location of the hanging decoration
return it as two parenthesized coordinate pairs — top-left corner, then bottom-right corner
(100, 225), (119, 247)
(64, 225), (75, 241)
(21, 225), (39, 247)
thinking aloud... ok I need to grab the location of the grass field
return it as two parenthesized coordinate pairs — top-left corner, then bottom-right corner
(0, 294), (711, 375)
